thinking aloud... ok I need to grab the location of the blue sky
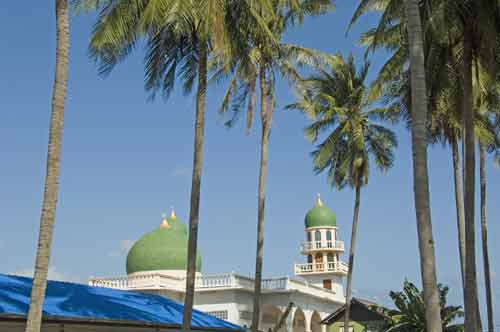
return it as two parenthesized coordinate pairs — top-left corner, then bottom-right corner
(1, 0), (499, 324)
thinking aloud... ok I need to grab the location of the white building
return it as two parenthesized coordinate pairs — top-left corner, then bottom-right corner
(89, 195), (348, 332)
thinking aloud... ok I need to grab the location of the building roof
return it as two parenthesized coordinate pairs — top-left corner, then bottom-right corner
(304, 195), (337, 228)
(0, 274), (239, 331)
(321, 298), (388, 325)
(126, 210), (201, 274)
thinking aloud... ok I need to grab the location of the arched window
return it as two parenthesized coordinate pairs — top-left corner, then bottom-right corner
(326, 230), (332, 248)
(327, 254), (334, 271)
(314, 230), (321, 248)
(307, 232), (312, 242)
(315, 254), (323, 271)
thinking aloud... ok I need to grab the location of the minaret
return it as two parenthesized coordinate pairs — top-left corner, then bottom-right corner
(294, 194), (347, 296)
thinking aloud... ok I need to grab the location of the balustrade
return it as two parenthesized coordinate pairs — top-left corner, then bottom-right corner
(300, 240), (344, 252)
(196, 274), (234, 288)
(89, 272), (338, 301)
(294, 261), (348, 274)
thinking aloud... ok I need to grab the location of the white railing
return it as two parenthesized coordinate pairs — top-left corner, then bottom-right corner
(89, 272), (185, 290)
(196, 273), (234, 288)
(262, 277), (288, 290)
(89, 272), (339, 301)
(300, 240), (344, 252)
(294, 261), (348, 275)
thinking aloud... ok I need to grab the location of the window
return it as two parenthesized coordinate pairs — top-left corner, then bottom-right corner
(327, 253), (334, 262)
(326, 230), (332, 247)
(207, 311), (228, 320)
(307, 232), (312, 242)
(323, 279), (332, 290)
(315, 253), (323, 268)
(307, 255), (313, 264)
(315, 230), (321, 248)
(239, 311), (252, 320)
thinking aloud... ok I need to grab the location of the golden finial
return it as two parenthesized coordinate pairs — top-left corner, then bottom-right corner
(160, 212), (169, 228)
(316, 193), (323, 207)
(169, 206), (176, 219)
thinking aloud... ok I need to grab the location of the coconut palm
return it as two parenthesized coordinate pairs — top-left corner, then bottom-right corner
(379, 280), (464, 332)
(354, 1), (471, 294)
(25, 1), (70, 332)
(214, 2), (332, 331)
(459, 11), (496, 331)
(350, 1), (500, 329)
(288, 54), (397, 331)
(431, 3), (500, 328)
(474, 68), (500, 332)
(79, 1), (273, 331)
(350, 1), (444, 330)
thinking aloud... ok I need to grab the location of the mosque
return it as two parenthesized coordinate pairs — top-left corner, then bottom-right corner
(89, 195), (348, 332)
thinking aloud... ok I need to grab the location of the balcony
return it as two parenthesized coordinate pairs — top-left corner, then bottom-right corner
(294, 262), (348, 275)
(300, 240), (344, 253)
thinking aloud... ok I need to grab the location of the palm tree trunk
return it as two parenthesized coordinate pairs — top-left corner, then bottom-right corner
(25, 1), (69, 332)
(451, 136), (466, 286)
(479, 143), (495, 332)
(343, 184), (361, 332)
(403, 1), (443, 332)
(452, 137), (482, 329)
(251, 63), (271, 332)
(183, 43), (208, 332)
(462, 27), (480, 332)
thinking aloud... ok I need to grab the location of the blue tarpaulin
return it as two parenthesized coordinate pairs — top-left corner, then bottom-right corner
(0, 274), (242, 331)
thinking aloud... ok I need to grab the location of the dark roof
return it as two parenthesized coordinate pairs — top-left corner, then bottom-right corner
(0, 274), (241, 331)
(321, 298), (388, 325)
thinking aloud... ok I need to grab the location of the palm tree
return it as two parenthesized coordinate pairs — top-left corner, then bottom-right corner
(25, 1), (69, 332)
(474, 68), (500, 332)
(81, 2), (273, 332)
(214, 2), (331, 331)
(350, 0), (470, 295)
(349, 1), (500, 329)
(439, 3), (500, 328)
(379, 280), (464, 332)
(360, 0), (445, 330)
(289, 54), (397, 332)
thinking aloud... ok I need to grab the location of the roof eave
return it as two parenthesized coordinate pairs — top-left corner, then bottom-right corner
(0, 313), (244, 332)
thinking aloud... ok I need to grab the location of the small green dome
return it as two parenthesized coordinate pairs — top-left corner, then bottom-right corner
(304, 195), (336, 228)
(126, 211), (202, 274)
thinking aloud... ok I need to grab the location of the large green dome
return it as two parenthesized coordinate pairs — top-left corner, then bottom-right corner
(126, 212), (202, 274)
(304, 195), (336, 228)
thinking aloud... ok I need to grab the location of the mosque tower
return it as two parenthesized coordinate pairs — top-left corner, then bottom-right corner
(294, 194), (348, 296)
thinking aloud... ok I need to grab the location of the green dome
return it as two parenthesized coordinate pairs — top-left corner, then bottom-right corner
(126, 212), (202, 274)
(304, 195), (336, 228)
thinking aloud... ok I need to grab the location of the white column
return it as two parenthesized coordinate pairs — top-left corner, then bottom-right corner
(304, 309), (313, 332)
(285, 307), (296, 332)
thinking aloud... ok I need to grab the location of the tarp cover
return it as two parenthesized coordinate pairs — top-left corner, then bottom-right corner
(0, 274), (241, 331)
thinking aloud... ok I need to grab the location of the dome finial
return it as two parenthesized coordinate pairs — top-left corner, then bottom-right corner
(160, 212), (169, 228)
(169, 206), (176, 219)
(316, 193), (323, 207)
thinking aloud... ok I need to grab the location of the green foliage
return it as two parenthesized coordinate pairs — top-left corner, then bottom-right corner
(349, 0), (500, 157)
(211, 0), (333, 131)
(379, 280), (464, 332)
(289, 53), (397, 189)
(73, 0), (276, 100)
